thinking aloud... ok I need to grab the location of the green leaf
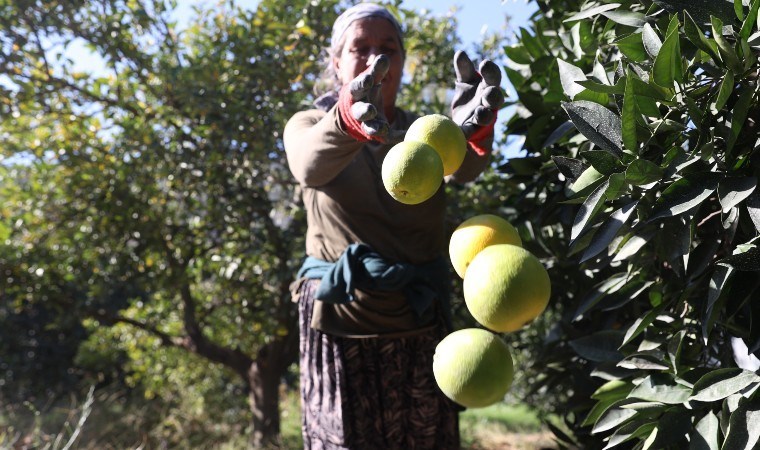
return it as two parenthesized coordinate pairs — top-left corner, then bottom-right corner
(571, 177), (609, 241)
(718, 176), (757, 213)
(690, 368), (760, 402)
(621, 303), (665, 347)
(736, 0), (746, 20)
(603, 420), (657, 449)
(569, 330), (625, 362)
(714, 70), (735, 111)
(642, 23), (663, 58)
(616, 33), (648, 62)
(602, 10), (646, 27)
(718, 243), (760, 271)
(740, 0), (760, 39)
(592, 398), (639, 434)
(690, 411), (720, 450)
(625, 159), (664, 185)
(582, 150), (624, 175)
(628, 374), (693, 404)
(573, 273), (630, 320)
(652, 15), (683, 88)
(712, 16), (744, 73)
(558, 59), (588, 99)
(721, 399), (760, 450)
(562, 101), (624, 158)
(622, 73), (638, 153)
(565, 3), (622, 22)
(580, 200), (638, 263)
(728, 86), (754, 153)
(647, 172), (722, 222)
(703, 265), (733, 342)
(683, 10), (722, 62)
(584, 381), (636, 428)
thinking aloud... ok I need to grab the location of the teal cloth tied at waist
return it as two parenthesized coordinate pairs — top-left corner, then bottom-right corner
(297, 243), (451, 327)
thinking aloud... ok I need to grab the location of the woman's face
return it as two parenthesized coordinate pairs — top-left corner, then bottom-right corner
(333, 17), (404, 119)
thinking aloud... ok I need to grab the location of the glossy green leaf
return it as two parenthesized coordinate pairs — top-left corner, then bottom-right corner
(616, 33), (648, 62)
(622, 72), (638, 153)
(625, 159), (664, 185)
(642, 23), (662, 58)
(712, 16), (744, 73)
(718, 176), (757, 213)
(592, 398), (639, 434)
(571, 177), (609, 241)
(691, 411), (720, 450)
(564, 3), (622, 22)
(580, 200), (638, 263)
(628, 374), (692, 404)
(652, 15), (683, 88)
(690, 368), (760, 402)
(740, 0), (760, 39)
(683, 10), (722, 62)
(562, 100), (624, 158)
(714, 70), (735, 111)
(647, 173), (721, 222)
(721, 399), (760, 450)
(602, 10), (646, 27)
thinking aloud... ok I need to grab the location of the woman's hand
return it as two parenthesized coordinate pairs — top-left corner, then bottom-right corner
(339, 55), (404, 143)
(451, 51), (504, 155)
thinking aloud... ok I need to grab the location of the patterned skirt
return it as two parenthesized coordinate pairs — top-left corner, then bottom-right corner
(295, 278), (461, 450)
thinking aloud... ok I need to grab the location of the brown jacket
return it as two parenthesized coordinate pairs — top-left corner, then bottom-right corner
(284, 105), (489, 337)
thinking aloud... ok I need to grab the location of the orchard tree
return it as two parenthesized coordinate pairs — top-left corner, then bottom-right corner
(0, 0), (462, 446)
(500, 0), (760, 448)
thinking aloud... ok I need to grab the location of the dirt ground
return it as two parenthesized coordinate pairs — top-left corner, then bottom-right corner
(463, 431), (560, 450)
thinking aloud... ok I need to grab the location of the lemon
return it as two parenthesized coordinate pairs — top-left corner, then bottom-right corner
(382, 140), (443, 205)
(463, 244), (551, 333)
(449, 214), (522, 279)
(405, 114), (467, 176)
(433, 328), (514, 408)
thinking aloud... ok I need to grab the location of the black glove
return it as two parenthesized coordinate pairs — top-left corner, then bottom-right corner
(338, 54), (404, 143)
(451, 51), (504, 155)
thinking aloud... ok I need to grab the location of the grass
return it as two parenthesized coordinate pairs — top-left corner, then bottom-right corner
(1, 385), (558, 449)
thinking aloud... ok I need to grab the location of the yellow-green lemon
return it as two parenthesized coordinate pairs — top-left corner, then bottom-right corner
(433, 328), (514, 408)
(382, 140), (444, 205)
(463, 244), (551, 333)
(449, 214), (522, 279)
(405, 114), (467, 176)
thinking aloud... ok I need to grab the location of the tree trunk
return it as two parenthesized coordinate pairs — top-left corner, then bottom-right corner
(247, 330), (299, 448)
(248, 359), (283, 448)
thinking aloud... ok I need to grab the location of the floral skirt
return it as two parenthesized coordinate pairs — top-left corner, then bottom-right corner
(295, 278), (461, 450)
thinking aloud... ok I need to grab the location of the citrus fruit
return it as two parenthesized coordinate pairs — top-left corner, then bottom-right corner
(449, 214), (522, 279)
(405, 114), (467, 176)
(381, 140), (443, 205)
(463, 244), (551, 333)
(433, 328), (514, 408)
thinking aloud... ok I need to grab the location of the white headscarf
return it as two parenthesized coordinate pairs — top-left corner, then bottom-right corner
(330, 3), (405, 55)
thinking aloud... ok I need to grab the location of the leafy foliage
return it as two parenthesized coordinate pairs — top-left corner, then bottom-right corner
(0, 0), (465, 446)
(501, 0), (760, 448)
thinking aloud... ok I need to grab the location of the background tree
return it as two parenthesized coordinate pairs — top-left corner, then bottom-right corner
(0, 0), (464, 447)
(501, 0), (760, 448)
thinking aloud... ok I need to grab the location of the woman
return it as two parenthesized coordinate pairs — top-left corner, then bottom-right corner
(284, 3), (503, 449)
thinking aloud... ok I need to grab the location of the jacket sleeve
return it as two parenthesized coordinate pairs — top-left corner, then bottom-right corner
(283, 107), (365, 187)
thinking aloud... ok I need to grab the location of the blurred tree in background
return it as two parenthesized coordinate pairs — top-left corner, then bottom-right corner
(0, 0), (473, 447)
